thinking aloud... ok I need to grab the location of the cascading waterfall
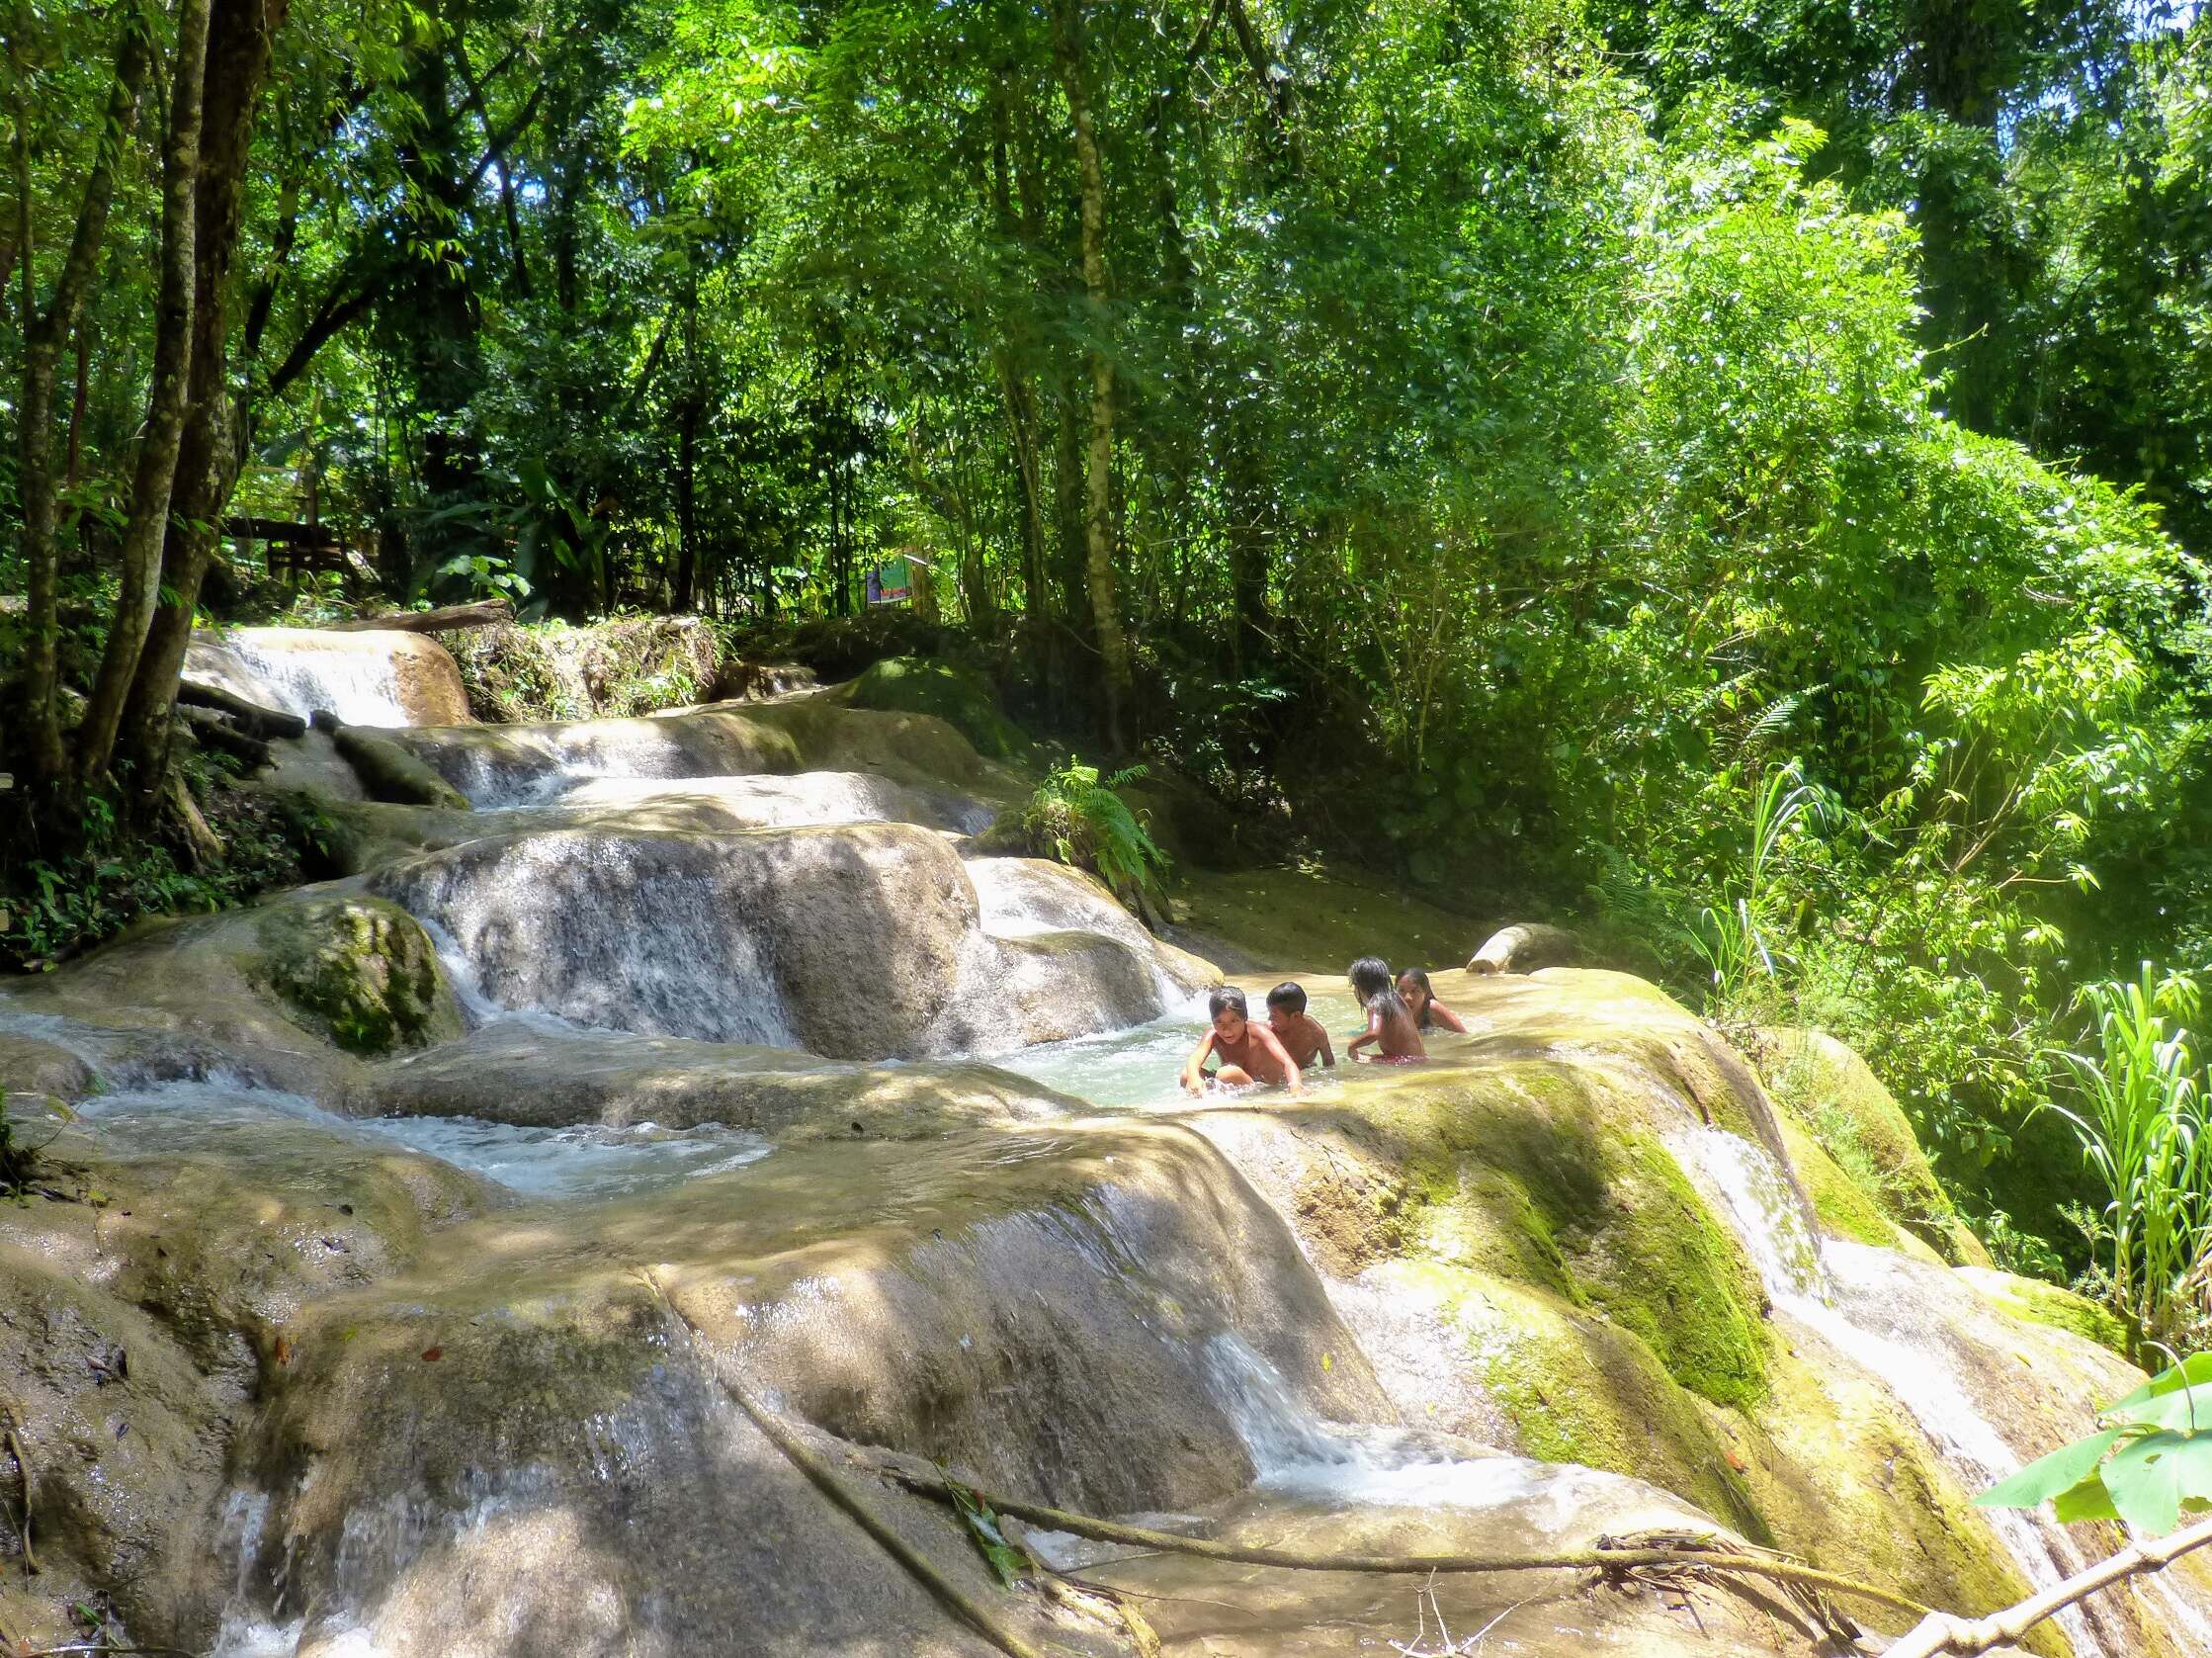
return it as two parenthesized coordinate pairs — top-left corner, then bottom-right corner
(1671, 1126), (2130, 1658)
(212, 632), (419, 727)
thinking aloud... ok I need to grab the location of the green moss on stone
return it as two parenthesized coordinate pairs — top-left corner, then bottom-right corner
(1439, 1267), (1775, 1543)
(1378, 1062), (1770, 1409)
(1759, 1026), (1991, 1267)
(1962, 1267), (2132, 1358)
(846, 656), (1029, 759)
(1776, 1113), (1934, 1256)
(255, 897), (460, 1056)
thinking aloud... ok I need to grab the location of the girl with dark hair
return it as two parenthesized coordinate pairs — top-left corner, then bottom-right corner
(1346, 956), (1425, 1062)
(1397, 968), (1468, 1034)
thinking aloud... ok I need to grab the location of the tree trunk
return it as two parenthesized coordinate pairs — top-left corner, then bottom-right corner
(64, 324), (90, 488)
(118, 0), (287, 809)
(77, 0), (211, 784)
(673, 276), (700, 612)
(1052, 0), (1131, 750)
(10, 19), (149, 787)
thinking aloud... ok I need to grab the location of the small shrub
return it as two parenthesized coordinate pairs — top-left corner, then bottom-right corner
(1021, 761), (1170, 903)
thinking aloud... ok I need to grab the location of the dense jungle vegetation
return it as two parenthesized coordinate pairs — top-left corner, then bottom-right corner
(4, 0), (2212, 1304)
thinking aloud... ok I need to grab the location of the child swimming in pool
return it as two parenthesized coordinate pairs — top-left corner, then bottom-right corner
(1181, 986), (1303, 1093)
(1397, 968), (1468, 1034)
(1265, 982), (1334, 1069)
(1346, 956), (1425, 1062)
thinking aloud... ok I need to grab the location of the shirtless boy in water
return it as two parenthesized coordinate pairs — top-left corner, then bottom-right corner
(1181, 986), (1303, 1093)
(1265, 982), (1335, 1069)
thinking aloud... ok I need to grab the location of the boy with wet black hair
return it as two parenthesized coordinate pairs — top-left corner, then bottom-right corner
(1180, 986), (1303, 1093)
(1265, 982), (1334, 1070)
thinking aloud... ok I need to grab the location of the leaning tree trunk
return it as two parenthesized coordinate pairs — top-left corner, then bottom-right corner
(75, 0), (211, 784)
(1052, 0), (1132, 752)
(9, 20), (148, 788)
(118, 0), (287, 812)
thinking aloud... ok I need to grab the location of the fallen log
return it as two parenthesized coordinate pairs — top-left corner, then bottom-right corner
(179, 706), (274, 771)
(1468, 921), (1582, 976)
(175, 680), (307, 740)
(311, 711), (470, 811)
(326, 598), (513, 635)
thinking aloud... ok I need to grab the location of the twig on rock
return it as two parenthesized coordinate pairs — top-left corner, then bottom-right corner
(3, 1403), (39, 1576)
(634, 1269), (1052, 1658)
(1878, 1512), (2212, 1657)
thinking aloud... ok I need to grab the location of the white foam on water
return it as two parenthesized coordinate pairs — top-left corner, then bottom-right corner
(359, 1114), (772, 1200)
(220, 634), (414, 727)
(70, 1079), (773, 1202)
(1201, 1334), (1536, 1512)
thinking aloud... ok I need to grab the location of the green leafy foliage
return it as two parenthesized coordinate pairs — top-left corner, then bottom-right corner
(941, 1472), (1029, 1589)
(1980, 1353), (2212, 1533)
(2043, 968), (2212, 1353)
(1021, 761), (1168, 903)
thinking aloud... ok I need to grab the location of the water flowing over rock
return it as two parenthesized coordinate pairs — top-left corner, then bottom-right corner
(185, 628), (472, 727)
(9, 633), (2212, 1656)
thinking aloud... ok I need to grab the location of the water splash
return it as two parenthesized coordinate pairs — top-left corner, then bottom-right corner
(1201, 1335), (1537, 1511)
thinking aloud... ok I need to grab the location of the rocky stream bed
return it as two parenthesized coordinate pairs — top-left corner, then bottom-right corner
(2, 625), (2207, 1657)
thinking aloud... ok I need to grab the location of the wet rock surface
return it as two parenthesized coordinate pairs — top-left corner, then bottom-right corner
(4, 628), (2206, 1657)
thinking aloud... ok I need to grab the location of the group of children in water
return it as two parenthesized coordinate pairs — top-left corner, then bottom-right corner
(1178, 955), (1466, 1095)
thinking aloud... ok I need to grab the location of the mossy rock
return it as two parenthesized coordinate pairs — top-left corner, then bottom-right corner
(844, 655), (1029, 760)
(1360, 1060), (1770, 1409)
(1957, 1266), (2132, 1358)
(1437, 1265), (1774, 1539)
(1757, 1026), (1990, 1267)
(1734, 1318), (2062, 1651)
(252, 895), (462, 1056)
(1776, 1112), (1942, 1262)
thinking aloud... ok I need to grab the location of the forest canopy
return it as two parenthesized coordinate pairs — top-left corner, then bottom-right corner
(6, 0), (2212, 1278)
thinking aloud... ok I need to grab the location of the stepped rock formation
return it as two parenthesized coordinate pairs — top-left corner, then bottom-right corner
(5, 626), (2210, 1656)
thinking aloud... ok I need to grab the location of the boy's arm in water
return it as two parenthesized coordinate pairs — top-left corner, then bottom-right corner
(1428, 1002), (1469, 1034)
(1253, 1022), (1302, 1092)
(1181, 1030), (1219, 1094)
(1312, 1016), (1336, 1067)
(1347, 1008), (1383, 1057)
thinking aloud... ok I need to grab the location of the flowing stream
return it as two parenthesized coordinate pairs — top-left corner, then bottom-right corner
(20, 637), (2211, 1655)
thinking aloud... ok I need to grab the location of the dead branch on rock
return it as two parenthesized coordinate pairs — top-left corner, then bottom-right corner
(310, 712), (470, 810)
(178, 706), (274, 771)
(872, 1460), (1928, 1622)
(1878, 1512), (2212, 1657)
(325, 598), (512, 634)
(1466, 922), (1579, 975)
(635, 1269), (1051, 1658)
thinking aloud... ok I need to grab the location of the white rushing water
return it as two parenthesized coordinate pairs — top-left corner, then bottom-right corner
(71, 1081), (772, 1202)
(1671, 1126), (2140, 1658)
(205, 631), (420, 727)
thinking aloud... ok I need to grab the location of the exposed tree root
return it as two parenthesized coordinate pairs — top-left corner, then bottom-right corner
(3, 1401), (39, 1576)
(866, 1458), (1930, 1622)
(635, 1269), (1053, 1658)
